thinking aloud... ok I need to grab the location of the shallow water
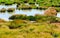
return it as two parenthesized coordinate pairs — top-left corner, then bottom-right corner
(0, 4), (17, 9)
(0, 9), (44, 21)
(0, 4), (60, 21)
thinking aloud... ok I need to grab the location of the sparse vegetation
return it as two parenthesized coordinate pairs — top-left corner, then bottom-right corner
(0, 0), (60, 38)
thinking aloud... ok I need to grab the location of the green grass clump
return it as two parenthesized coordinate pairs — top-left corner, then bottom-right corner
(0, 0), (60, 11)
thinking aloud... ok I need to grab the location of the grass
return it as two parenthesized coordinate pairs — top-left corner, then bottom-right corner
(0, 8), (6, 13)
(7, 8), (15, 12)
(0, 0), (60, 11)
(0, 0), (59, 7)
(0, 19), (60, 38)
(0, 0), (60, 38)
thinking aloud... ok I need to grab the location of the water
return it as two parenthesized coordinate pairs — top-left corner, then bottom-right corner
(0, 4), (45, 21)
(0, 4), (60, 21)
(0, 4), (17, 21)
(15, 9), (44, 16)
(0, 4), (17, 9)
(57, 12), (60, 17)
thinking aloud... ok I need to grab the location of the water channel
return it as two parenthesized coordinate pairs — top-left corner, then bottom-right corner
(0, 4), (60, 21)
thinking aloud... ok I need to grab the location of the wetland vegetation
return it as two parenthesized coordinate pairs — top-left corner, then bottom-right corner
(0, 0), (60, 11)
(1, 14), (60, 38)
(0, 0), (60, 38)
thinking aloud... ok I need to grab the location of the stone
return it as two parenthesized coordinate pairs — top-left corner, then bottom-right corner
(44, 7), (57, 16)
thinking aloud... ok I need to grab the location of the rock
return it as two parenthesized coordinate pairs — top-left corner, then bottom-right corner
(44, 7), (57, 16)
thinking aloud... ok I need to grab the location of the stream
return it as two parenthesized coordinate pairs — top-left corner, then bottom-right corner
(0, 4), (60, 21)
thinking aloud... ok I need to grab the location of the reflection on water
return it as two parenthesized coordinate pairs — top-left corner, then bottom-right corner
(0, 4), (60, 21)
(0, 9), (44, 21)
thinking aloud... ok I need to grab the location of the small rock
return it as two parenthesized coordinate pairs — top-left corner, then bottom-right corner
(44, 7), (57, 16)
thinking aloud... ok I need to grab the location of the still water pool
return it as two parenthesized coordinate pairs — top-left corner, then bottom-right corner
(0, 4), (60, 21)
